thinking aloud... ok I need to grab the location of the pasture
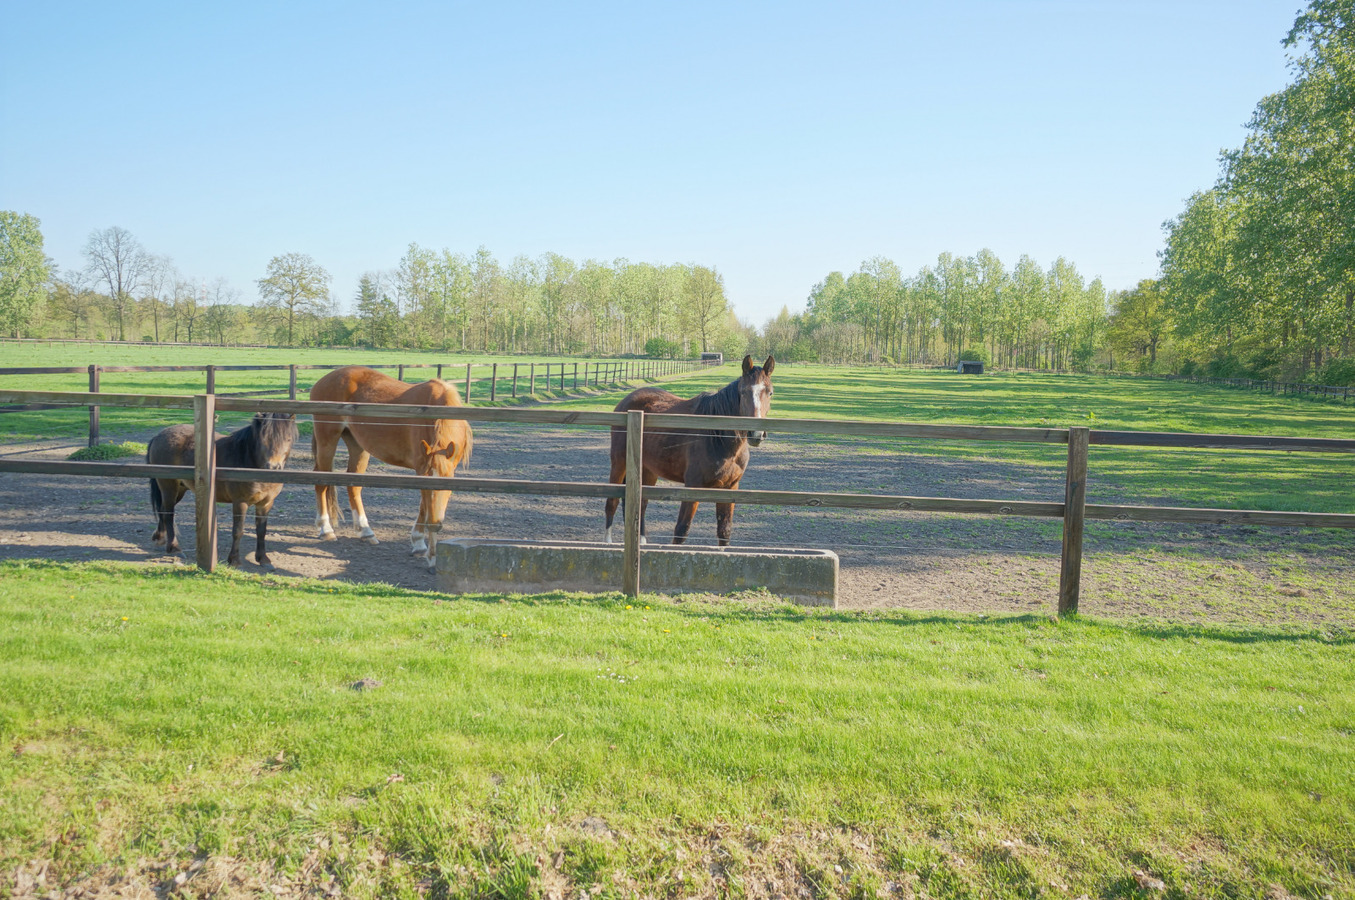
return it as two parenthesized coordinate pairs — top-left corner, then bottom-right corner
(2, 355), (1353, 895)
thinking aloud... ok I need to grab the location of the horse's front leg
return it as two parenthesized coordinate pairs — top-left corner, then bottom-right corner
(672, 500), (699, 545)
(715, 502), (736, 547)
(228, 500), (247, 566)
(254, 497), (275, 568)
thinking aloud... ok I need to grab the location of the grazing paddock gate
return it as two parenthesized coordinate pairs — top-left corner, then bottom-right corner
(3, 381), (1355, 616)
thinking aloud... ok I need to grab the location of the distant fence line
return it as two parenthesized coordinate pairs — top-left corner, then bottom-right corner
(1, 389), (1353, 616)
(0, 358), (715, 447)
(1159, 374), (1355, 403)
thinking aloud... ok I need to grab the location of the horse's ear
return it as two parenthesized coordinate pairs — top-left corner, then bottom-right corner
(421, 440), (435, 455)
(742, 355), (753, 375)
(764, 355), (775, 375)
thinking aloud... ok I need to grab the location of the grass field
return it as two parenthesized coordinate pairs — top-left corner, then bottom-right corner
(1, 560), (1351, 898)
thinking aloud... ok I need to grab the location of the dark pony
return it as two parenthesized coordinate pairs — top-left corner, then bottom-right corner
(148, 412), (299, 566)
(604, 355), (775, 546)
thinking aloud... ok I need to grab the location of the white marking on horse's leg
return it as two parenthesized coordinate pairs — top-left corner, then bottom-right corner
(605, 525), (613, 544)
(356, 512), (378, 543)
(317, 513), (334, 538)
(410, 521), (428, 556)
(640, 535), (647, 545)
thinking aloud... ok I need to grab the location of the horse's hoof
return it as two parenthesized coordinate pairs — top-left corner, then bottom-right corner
(227, 557), (241, 567)
(362, 535), (380, 545)
(256, 558), (275, 570)
(320, 531), (337, 542)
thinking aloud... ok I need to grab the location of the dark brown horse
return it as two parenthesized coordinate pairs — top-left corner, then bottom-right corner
(604, 355), (775, 546)
(309, 365), (473, 564)
(148, 412), (299, 566)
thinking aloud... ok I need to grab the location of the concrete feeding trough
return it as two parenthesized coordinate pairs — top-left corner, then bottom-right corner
(435, 538), (838, 607)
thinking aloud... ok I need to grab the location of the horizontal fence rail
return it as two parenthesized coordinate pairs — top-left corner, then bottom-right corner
(0, 390), (1352, 615)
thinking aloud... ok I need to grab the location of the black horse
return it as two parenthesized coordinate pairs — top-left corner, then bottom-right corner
(148, 412), (298, 566)
(604, 355), (775, 546)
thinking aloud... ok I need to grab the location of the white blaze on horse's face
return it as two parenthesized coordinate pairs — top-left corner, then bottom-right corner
(745, 379), (771, 446)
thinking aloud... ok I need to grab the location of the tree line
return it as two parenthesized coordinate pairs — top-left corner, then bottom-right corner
(0, 226), (750, 359)
(756, 252), (1107, 369)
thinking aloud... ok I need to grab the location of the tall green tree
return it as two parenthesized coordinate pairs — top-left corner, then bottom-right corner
(256, 253), (330, 345)
(0, 211), (49, 338)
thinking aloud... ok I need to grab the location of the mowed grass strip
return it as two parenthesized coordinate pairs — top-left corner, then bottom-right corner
(1, 561), (1350, 898)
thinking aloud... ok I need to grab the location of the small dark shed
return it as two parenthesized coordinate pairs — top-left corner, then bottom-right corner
(701, 352), (724, 365)
(956, 360), (984, 374)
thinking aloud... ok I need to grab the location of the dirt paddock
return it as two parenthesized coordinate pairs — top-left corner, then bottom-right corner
(3, 422), (1353, 629)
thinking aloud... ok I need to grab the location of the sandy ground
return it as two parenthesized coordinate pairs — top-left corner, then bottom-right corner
(3, 421), (1353, 627)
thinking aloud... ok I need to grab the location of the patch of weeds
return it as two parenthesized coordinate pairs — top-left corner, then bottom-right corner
(66, 441), (146, 461)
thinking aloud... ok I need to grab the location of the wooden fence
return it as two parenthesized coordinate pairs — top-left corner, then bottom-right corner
(1156, 374), (1355, 403)
(2, 389), (1354, 616)
(0, 358), (712, 447)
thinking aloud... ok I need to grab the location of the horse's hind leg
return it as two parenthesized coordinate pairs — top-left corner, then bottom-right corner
(672, 500), (699, 545)
(150, 479), (166, 547)
(228, 500), (246, 566)
(343, 432), (378, 544)
(312, 418), (342, 540)
(158, 482), (186, 555)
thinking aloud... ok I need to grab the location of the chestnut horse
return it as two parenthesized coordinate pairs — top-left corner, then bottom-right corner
(147, 412), (299, 566)
(604, 355), (774, 546)
(309, 365), (473, 564)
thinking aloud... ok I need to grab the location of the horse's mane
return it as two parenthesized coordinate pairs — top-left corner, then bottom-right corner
(428, 380), (472, 471)
(218, 420), (263, 468)
(688, 377), (745, 452)
(690, 378), (742, 418)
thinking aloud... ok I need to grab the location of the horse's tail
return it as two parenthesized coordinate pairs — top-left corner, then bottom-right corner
(326, 485), (343, 527)
(149, 477), (162, 520)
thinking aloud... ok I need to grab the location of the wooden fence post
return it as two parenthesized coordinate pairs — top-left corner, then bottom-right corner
(530, 363), (536, 395)
(623, 409), (644, 597)
(465, 364), (472, 402)
(436, 363), (444, 381)
(87, 364), (100, 447)
(397, 364), (405, 382)
(560, 363), (565, 391)
(205, 365), (216, 394)
(194, 393), (218, 573)
(573, 363), (579, 390)
(512, 363), (518, 397)
(490, 363), (498, 401)
(1058, 426), (1089, 615)
(289, 365), (298, 400)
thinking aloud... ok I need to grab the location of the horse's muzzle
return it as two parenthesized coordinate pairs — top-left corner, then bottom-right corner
(748, 431), (768, 447)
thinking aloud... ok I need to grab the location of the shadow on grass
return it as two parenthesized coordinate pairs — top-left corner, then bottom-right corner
(6, 557), (1349, 647)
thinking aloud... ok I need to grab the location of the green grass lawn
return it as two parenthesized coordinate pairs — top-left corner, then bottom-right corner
(1, 561), (1351, 899)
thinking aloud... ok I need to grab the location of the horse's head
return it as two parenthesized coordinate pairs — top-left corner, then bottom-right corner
(419, 421), (473, 478)
(252, 412), (298, 470)
(737, 354), (775, 446)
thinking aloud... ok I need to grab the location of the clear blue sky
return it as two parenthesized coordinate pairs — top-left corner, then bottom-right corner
(1, 1), (1298, 326)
